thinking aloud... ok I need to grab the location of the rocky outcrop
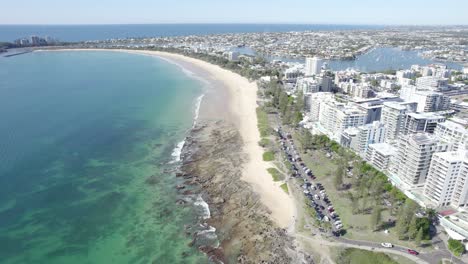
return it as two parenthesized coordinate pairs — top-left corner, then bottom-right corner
(180, 121), (308, 263)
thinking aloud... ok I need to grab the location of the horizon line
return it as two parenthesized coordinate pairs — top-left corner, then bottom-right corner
(1, 22), (468, 27)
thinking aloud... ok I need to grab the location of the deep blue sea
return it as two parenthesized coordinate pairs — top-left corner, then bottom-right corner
(0, 50), (210, 263)
(0, 24), (383, 42)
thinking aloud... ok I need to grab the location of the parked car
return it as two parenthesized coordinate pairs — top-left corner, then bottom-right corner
(407, 249), (419, 255)
(381, 243), (393, 248)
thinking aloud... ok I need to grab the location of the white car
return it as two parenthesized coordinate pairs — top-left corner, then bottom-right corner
(381, 243), (393, 248)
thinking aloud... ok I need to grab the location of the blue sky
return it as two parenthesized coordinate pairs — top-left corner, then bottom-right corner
(1, 0), (467, 25)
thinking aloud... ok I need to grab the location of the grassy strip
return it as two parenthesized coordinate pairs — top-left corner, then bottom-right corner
(335, 248), (399, 264)
(258, 138), (271, 148)
(267, 168), (282, 181)
(263, 151), (275, 161)
(280, 183), (289, 194)
(256, 107), (271, 138)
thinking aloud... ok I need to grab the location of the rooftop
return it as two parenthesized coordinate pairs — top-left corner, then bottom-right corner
(368, 143), (396, 156)
(406, 112), (445, 120)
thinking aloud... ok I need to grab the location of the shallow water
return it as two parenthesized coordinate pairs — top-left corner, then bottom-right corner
(0, 51), (207, 263)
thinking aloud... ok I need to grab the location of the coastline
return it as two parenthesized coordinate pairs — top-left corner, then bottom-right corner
(38, 48), (298, 261)
(45, 48), (295, 228)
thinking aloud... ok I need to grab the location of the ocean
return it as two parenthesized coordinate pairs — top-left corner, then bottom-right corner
(0, 51), (211, 263)
(0, 24), (383, 42)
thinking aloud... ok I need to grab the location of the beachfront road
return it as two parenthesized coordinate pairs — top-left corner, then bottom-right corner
(335, 237), (464, 264)
(297, 234), (464, 264)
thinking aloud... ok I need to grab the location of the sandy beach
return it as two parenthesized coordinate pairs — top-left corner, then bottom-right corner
(143, 50), (295, 227)
(138, 50), (296, 228)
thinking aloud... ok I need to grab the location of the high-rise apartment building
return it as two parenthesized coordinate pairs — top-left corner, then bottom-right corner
(424, 151), (468, 209)
(305, 57), (322, 76)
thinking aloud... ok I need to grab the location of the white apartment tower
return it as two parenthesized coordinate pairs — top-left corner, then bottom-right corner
(381, 102), (416, 143)
(305, 57), (322, 76)
(355, 121), (386, 155)
(434, 120), (468, 151)
(424, 151), (468, 209)
(400, 85), (451, 112)
(306, 92), (334, 122)
(366, 143), (396, 172)
(318, 101), (367, 141)
(403, 112), (446, 134)
(392, 133), (448, 187)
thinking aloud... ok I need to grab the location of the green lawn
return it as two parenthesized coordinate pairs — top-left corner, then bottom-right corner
(267, 168), (283, 181)
(385, 253), (417, 264)
(256, 107), (271, 138)
(280, 183), (289, 194)
(335, 248), (399, 264)
(258, 138), (271, 148)
(263, 151), (275, 161)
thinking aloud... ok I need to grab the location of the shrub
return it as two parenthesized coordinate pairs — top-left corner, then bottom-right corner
(267, 168), (282, 181)
(448, 239), (465, 257)
(280, 183), (289, 194)
(263, 151), (275, 161)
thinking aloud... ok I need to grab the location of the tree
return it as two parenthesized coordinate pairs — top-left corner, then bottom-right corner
(279, 92), (289, 116)
(371, 205), (382, 231)
(334, 165), (344, 190)
(296, 90), (305, 112)
(395, 212), (409, 239)
(425, 208), (437, 222)
(448, 239), (465, 257)
(415, 227), (424, 246)
(300, 129), (313, 151)
(408, 216), (419, 239)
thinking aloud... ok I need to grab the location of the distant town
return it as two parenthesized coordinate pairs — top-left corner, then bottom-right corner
(81, 26), (468, 63)
(0, 35), (59, 54)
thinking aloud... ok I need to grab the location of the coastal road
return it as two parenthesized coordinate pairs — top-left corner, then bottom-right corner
(296, 234), (429, 264)
(334, 237), (464, 264)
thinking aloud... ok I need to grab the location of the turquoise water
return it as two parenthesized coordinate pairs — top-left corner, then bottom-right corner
(0, 51), (207, 263)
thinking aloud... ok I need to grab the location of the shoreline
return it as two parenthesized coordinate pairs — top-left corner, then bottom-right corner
(44, 48), (296, 228)
(38, 48), (298, 261)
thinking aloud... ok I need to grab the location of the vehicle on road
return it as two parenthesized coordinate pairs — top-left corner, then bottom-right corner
(381, 243), (393, 248)
(407, 249), (419, 255)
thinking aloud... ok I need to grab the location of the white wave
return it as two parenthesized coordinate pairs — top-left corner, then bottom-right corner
(194, 195), (211, 219)
(155, 55), (211, 86)
(193, 94), (205, 127)
(170, 140), (186, 163)
(197, 226), (217, 236)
